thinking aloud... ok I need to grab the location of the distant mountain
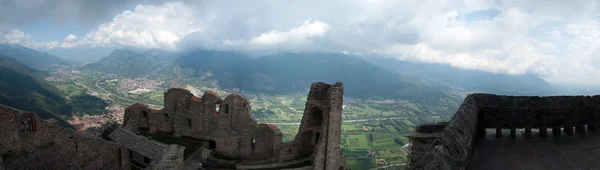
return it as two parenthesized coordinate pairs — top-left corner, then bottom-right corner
(42, 46), (119, 63)
(0, 44), (70, 70)
(363, 56), (559, 96)
(85, 49), (160, 77)
(176, 51), (462, 106)
(0, 56), (73, 128)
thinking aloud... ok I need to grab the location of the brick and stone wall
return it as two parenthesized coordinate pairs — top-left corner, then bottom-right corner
(0, 105), (127, 170)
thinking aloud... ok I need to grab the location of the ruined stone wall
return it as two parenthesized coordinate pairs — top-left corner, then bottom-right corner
(291, 82), (346, 170)
(0, 105), (127, 170)
(123, 88), (282, 161)
(122, 82), (346, 169)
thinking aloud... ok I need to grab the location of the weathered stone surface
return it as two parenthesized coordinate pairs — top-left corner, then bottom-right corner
(108, 128), (170, 161)
(156, 145), (185, 170)
(0, 104), (127, 170)
(410, 95), (479, 169)
(122, 82), (346, 169)
(409, 94), (600, 170)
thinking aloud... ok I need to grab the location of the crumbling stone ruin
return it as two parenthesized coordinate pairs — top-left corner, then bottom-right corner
(0, 82), (346, 170)
(0, 104), (128, 170)
(408, 94), (600, 169)
(119, 82), (346, 169)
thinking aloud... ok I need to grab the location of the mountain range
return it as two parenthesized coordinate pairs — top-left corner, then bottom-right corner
(0, 55), (72, 128)
(0, 44), (573, 127)
(0, 44), (71, 70)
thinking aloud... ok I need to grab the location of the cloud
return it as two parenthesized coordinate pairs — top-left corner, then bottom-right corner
(0, 29), (27, 44)
(0, 29), (60, 49)
(65, 34), (78, 41)
(60, 2), (201, 50)
(0, 0), (169, 28)
(249, 19), (329, 45)
(3, 0), (600, 87)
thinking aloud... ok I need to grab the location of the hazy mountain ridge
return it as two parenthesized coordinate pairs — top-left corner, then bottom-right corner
(85, 49), (160, 77)
(42, 46), (119, 63)
(363, 56), (559, 96)
(0, 44), (71, 70)
(175, 51), (461, 106)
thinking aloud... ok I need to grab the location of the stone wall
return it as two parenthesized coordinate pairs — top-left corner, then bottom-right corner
(121, 82), (346, 169)
(0, 104), (127, 170)
(123, 88), (281, 161)
(409, 95), (481, 169)
(472, 94), (600, 134)
(409, 94), (600, 170)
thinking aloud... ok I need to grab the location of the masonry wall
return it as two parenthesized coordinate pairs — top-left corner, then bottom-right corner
(472, 94), (600, 129)
(123, 89), (281, 161)
(409, 94), (600, 170)
(122, 82), (346, 169)
(410, 95), (480, 170)
(0, 105), (127, 170)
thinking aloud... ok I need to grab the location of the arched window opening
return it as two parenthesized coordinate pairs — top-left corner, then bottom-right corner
(215, 103), (220, 112)
(209, 140), (216, 149)
(186, 118), (192, 127)
(164, 114), (169, 122)
(314, 132), (321, 145)
(251, 138), (256, 152)
(310, 107), (323, 126)
(225, 104), (230, 113)
(142, 111), (148, 117)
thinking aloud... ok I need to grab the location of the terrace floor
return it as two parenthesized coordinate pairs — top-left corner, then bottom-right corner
(472, 128), (600, 170)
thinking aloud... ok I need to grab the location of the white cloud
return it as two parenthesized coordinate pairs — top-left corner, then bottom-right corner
(0, 29), (27, 44)
(65, 34), (77, 41)
(61, 2), (201, 50)
(3, 0), (600, 87)
(0, 29), (61, 49)
(249, 19), (329, 45)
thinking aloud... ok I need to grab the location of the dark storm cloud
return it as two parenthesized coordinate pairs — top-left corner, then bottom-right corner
(0, 0), (169, 27)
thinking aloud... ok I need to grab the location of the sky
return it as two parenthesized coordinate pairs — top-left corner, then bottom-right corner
(0, 0), (599, 88)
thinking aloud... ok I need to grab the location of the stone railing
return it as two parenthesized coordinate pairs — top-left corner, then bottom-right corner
(472, 94), (600, 138)
(409, 94), (600, 169)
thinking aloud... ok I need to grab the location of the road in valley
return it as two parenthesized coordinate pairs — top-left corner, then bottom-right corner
(94, 76), (163, 108)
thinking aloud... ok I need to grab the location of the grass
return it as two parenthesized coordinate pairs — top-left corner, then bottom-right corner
(346, 134), (371, 148)
(140, 132), (204, 159)
(372, 140), (402, 150)
(345, 159), (362, 170)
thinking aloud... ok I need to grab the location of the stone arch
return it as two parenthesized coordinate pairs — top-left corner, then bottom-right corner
(225, 104), (230, 114)
(313, 131), (321, 145)
(215, 103), (220, 113)
(140, 110), (149, 130)
(310, 107), (324, 126)
(251, 138), (256, 152)
(186, 118), (192, 127)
